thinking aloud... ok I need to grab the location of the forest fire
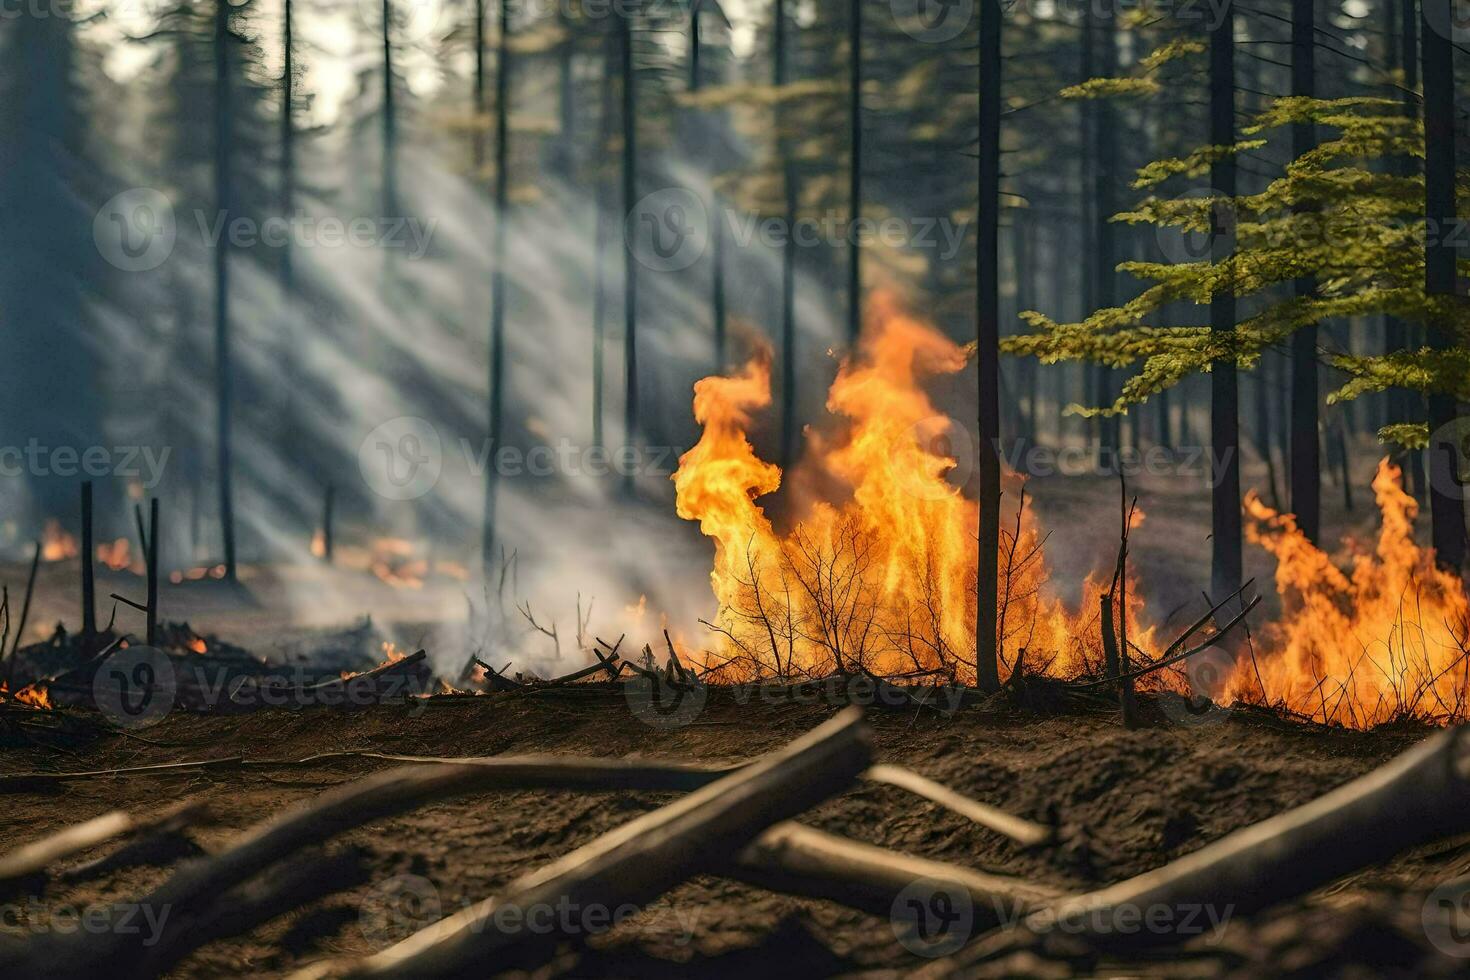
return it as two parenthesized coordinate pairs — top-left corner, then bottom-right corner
(1229, 460), (1470, 726)
(674, 291), (1156, 684)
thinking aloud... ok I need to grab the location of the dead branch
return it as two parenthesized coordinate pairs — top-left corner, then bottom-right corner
(923, 725), (1470, 975)
(865, 764), (1054, 848)
(288, 709), (872, 979)
(0, 800), (210, 891)
(730, 822), (1064, 922)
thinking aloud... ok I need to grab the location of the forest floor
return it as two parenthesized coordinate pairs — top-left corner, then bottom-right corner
(2, 693), (1467, 978)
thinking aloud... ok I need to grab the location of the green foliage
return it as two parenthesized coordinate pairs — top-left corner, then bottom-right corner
(1002, 93), (1470, 423)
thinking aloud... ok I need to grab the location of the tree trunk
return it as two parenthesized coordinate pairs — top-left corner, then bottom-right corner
(1093, 4), (1120, 461)
(776, 0), (799, 466)
(1286, 0), (1321, 542)
(482, 0), (511, 573)
(975, 0), (1002, 692)
(846, 0), (862, 345)
(620, 4), (639, 494)
(1401, 0), (1427, 500)
(1208, 9), (1241, 602)
(591, 36), (614, 451)
(1421, 0), (1467, 571)
(214, 0), (236, 582)
(472, 0), (485, 169)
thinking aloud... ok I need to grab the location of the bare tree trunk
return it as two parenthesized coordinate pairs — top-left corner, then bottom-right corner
(620, 4), (639, 494)
(975, 0), (1002, 693)
(1288, 0), (1321, 542)
(1421, 0), (1467, 571)
(1208, 11), (1241, 602)
(846, 0), (862, 345)
(776, 0), (799, 466)
(482, 0), (511, 573)
(1092, 3), (1119, 460)
(213, 0), (236, 582)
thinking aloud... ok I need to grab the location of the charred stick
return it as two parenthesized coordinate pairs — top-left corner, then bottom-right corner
(289, 710), (872, 979)
(3, 540), (40, 683)
(80, 482), (96, 641)
(866, 764), (1053, 848)
(730, 822), (1064, 922)
(146, 497), (159, 646)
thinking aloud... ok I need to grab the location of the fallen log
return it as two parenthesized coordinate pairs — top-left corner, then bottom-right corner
(865, 764), (1054, 848)
(289, 709), (872, 979)
(729, 822), (1064, 922)
(0, 800), (210, 892)
(920, 725), (1470, 975)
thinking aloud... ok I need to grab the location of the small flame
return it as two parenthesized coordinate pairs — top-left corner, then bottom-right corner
(187, 636), (208, 654)
(97, 537), (141, 572)
(310, 529), (327, 558)
(3, 683), (53, 709)
(41, 520), (78, 561)
(370, 538), (428, 589)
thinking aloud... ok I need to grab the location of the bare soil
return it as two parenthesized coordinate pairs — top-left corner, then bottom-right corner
(1, 692), (1466, 978)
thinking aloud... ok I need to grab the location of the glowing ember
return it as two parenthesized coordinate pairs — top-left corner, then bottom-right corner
(187, 636), (208, 654)
(673, 290), (1155, 683)
(310, 529), (327, 558)
(41, 519), (78, 561)
(1227, 460), (1470, 726)
(370, 537), (429, 589)
(169, 564), (228, 584)
(97, 537), (141, 572)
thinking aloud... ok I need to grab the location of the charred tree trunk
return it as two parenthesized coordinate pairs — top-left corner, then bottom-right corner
(472, 0), (485, 169)
(1208, 11), (1241, 602)
(620, 4), (639, 494)
(776, 0), (799, 466)
(1289, 0), (1321, 543)
(975, 0), (1002, 693)
(482, 0), (511, 573)
(381, 0), (397, 222)
(847, 0), (863, 345)
(1092, 4), (1119, 459)
(213, 0), (237, 582)
(1421, 0), (1467, 572)
(689, 4), (727, 367)
(591, 34), (615, 452)
(1401, 0), (1427, 500)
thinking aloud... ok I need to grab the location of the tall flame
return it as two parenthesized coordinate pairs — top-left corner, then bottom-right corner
(1228, 460), (1470, 726)
(674, 291), (1152, 683)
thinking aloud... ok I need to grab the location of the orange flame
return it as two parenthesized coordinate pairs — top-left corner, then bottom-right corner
(41, 520), (78, 561)
(97, 537), (142, 573)
(673, 290), (1155, 683)
(2, 682), (53, 709)
(1227, 460), (1470, 726)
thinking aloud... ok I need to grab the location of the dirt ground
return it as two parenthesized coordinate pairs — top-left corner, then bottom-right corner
(2, 690), (1467, 979)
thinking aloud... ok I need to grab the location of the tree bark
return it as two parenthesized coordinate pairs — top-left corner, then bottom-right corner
(213, 0), (236, 582)
(1289, 0), (1321, 542)
(1421, 0), (1467, 572)
(482, 0), (511, 574)
(1208, 11), (1241, 602)
(975, 0), (1002, 692)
